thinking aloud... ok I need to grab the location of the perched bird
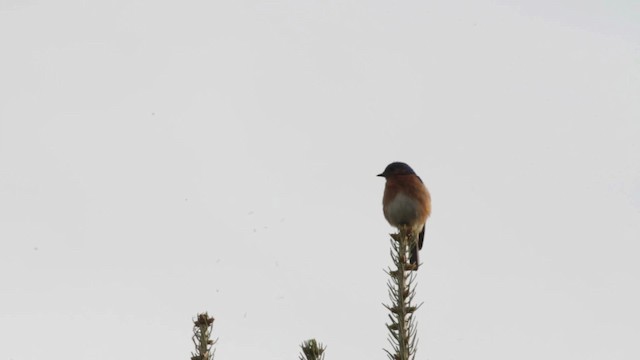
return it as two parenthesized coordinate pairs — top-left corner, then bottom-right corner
(378, 162), (431, 270)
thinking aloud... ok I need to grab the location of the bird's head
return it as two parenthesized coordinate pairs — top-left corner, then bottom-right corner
(377, 162), (416, 178)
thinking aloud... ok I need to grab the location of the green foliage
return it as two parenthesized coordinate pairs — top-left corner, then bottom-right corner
(298, 339), (326, 360)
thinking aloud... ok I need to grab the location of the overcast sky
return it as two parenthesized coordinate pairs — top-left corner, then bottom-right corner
(1, 1), (639, 360)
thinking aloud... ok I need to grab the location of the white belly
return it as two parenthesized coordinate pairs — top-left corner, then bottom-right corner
(385, 192), (422, 226)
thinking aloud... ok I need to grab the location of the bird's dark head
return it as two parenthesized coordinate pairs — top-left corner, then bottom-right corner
(377, 162), (416, 178)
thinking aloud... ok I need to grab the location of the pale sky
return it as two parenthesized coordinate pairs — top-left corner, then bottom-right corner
(1, 1), (639, 360)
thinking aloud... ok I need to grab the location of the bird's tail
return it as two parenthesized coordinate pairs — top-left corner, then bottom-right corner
(408, 227), (424, 271)
(409, 239), (420, 271)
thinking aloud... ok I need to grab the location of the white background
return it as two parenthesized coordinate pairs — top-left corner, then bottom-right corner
(1, 1), (639, 359)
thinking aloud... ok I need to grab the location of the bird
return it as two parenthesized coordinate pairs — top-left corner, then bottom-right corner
(378, 162), (431, 270)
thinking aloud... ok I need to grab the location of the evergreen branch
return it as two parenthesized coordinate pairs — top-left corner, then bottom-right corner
(299, 339), (326, 360)
(191, 312), (217, 360)
(384, 226), (420, 360)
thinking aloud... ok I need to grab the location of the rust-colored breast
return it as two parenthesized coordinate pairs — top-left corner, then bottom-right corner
(383, 174), (431, 225)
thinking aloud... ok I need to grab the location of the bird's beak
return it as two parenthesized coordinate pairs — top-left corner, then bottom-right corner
(377, 173), (385, 177)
